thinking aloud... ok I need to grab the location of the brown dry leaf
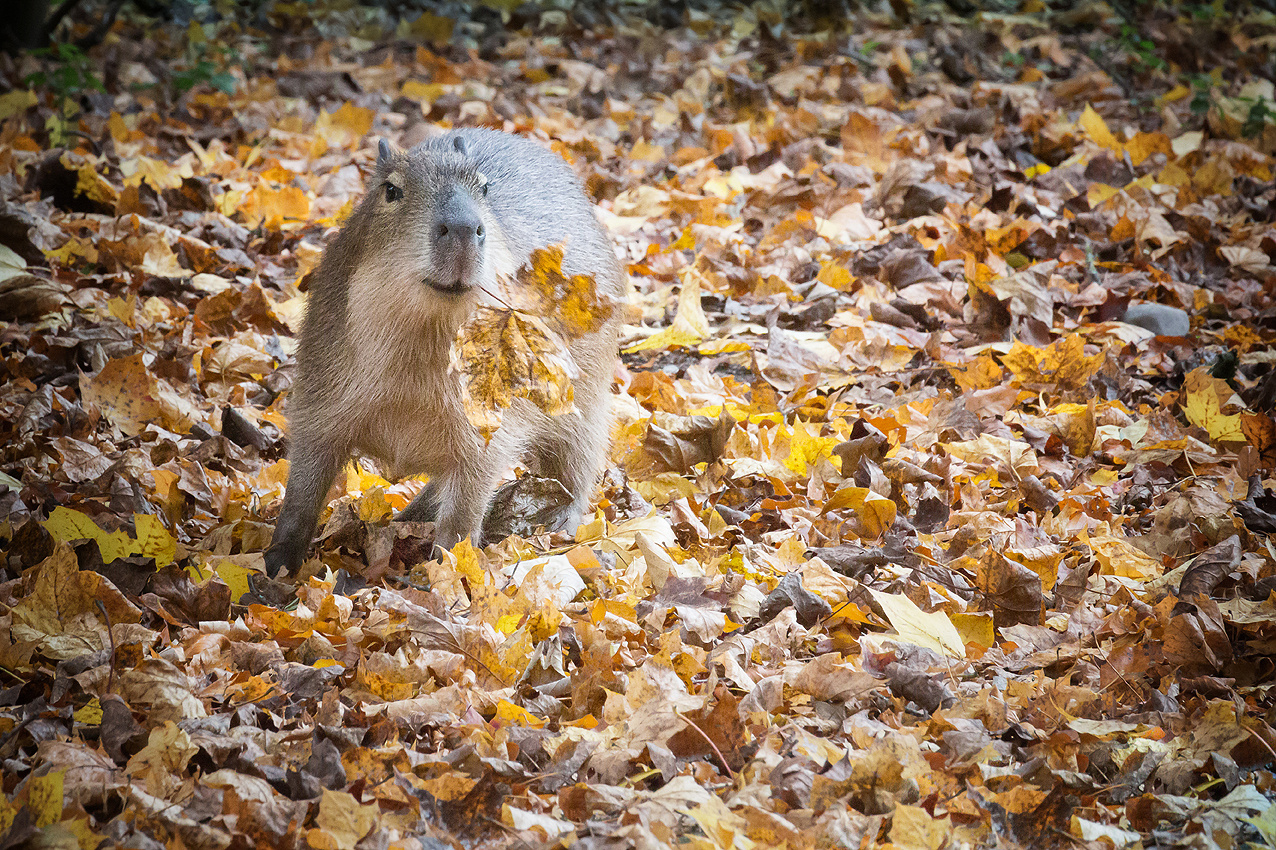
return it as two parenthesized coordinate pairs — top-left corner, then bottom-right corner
(312, 789), (379, 850)
(126, 723), (198, 797)
(9, 544), (141, 660)
(625, 268), (711, 352)
(118, 658), (207, 726)
(0, 243), (68, 318)
(79, 353), (180, 436)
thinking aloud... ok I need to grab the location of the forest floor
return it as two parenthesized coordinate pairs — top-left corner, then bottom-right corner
(2, 1), (1276, 848)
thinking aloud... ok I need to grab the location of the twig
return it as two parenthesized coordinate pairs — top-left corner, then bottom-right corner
(1247, 726), (1276, 764)
(1098, 649), (1142, 702)
(96, 599), (116, 694)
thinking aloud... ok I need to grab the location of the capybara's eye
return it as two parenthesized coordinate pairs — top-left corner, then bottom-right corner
(384, 182), (403, 202)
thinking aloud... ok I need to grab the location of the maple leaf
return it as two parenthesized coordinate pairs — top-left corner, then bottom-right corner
(453, 304), (578, 440)
(502, 243), (617, 338)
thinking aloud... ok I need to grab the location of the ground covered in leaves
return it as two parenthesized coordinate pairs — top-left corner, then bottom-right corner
(3, 1), (1276, 848)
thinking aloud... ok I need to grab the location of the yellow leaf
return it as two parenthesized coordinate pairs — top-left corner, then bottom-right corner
(226, 675), (278, 704)
(60, 816), (102, 850)
(106, 293), (135, 326)
(26, 769), (64, 828)
(1046, 401), (1097, 457)
(399, 80), (447, 103)
(120, 154), (191, 191)
(214, 560), (253, 603)
(214, 187), (246, 218)
(1088, 532), (1162, 580)
(0, 89), (37, 120)
(504, 244), (617, 339)
(345, 464), (393, 495)
(133, 514), (176, 567)
(1157, 84), (1191, 107)
(311, 103), (375, 155)
(1002, 335), (1102, 391)
(670, 225), (697, 251)
(419, 771), (477, 802)
(185, 561), (215, 583)
(781, 420), (840, 477)
(1124, 131), (1172, 166)
(1182, 366), (1246, 443)
(951, 612), (995, 649)
(107, 111), (142, 144)
(62, 153), (119, 207)
(44, 507), (128, 563)
(1079, 104), (1122, 153)
(357, 668), (414, 701)
(630, 139), (666, 163)
(869, 589), (965, 658)
(241, 183), (310, 230)
(625, 269), (710, 352)
(73, 697), (103, 726)
(355, 488), (391, 523)
(451, 538), (489, 588)
(493, 699), (547, 728)
(1086, 182), (1121, 207)
(45, 508), (175, 567)
(817, 262), (854, 290)
(951, 353), (1004, 392)
(697, 338), (750, 355)
(890, 804), (950, 850)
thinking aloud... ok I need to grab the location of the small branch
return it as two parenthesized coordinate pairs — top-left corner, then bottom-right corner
(96, 598), (116, 694)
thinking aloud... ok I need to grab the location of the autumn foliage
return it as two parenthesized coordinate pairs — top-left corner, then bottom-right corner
(2, 2), (1276, 848)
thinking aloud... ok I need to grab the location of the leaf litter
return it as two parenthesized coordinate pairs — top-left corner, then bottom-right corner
(1, 1), (1276, 848)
